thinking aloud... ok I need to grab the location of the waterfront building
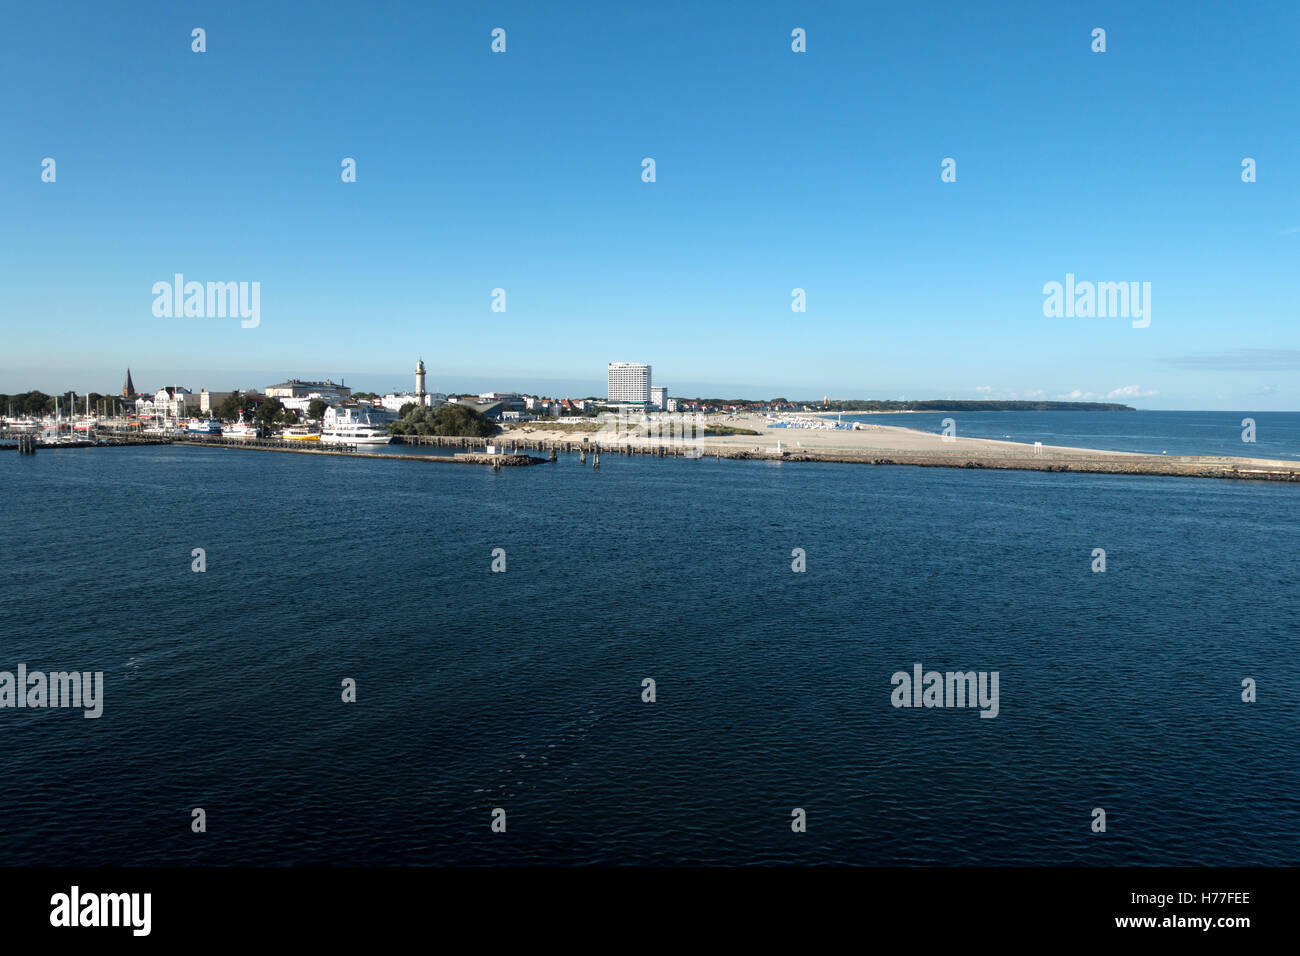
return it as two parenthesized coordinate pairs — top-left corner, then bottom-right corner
(324, 404), (397, 427)
(265, 379), (352, 402)
(199, 390), (234, 414)
(381, 392), (443, 413)
(650, 386), (667, 411)
(608, 362), (651, 405)
(461, 400), (506, 420)
(135, 386), (194, 420)
(479, 392), (526, 412)
(278, 392), (347, 414)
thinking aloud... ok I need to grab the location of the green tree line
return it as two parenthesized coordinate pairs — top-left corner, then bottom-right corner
(389, 404), (499, 438)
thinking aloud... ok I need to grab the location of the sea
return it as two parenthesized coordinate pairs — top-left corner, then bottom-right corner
(842, 409), (1300, 460)
(1, 409), (1297, 866)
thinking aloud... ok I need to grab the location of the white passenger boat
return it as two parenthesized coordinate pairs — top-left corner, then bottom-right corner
(280, 425), (320, 442)
(225, 414), (261, 440)
(321, 408), (392, 445)
(186, 417), (222, 436)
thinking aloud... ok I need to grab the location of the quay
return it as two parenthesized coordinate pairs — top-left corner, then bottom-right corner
(173, 438), (544, 466)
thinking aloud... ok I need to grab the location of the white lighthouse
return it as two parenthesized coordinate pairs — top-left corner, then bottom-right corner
(415, 358), (427, 401)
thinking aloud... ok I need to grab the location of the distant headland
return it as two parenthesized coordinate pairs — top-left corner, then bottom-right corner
(680, 399), (1138, 413)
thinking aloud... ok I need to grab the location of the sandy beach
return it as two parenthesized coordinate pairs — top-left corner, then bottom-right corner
(502, 413), (1137, 458)
(495, 414), (1300, 480)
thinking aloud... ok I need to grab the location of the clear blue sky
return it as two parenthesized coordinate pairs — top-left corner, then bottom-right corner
(1, 0), (1296, 407)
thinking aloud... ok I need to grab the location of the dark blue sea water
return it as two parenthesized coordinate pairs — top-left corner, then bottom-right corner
(1, 443), (1297, 866)
(845, 410), (1300, 460)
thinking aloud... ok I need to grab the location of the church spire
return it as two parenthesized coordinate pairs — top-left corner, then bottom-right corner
(122, 368), (135, 397)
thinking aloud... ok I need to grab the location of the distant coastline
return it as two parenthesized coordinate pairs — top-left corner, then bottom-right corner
(806, 400), (1137, 413)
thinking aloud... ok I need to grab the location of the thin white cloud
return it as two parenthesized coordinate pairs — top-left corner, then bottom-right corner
(1056, 385), (1156, 401)
(1106, 385), (1158, 399)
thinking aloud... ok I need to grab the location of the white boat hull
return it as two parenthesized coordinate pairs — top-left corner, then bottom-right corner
(321, 432), (392, 445)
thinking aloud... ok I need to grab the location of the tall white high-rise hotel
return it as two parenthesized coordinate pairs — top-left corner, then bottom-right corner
(607, 362), (651, 406)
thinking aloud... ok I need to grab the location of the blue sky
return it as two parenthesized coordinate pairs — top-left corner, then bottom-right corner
(1, 1), (1297, 407)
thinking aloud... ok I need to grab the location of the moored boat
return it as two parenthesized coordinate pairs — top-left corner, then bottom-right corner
(280, 425), (320, 442)
(320, 407), (392, 445)
(225, 414), (262, 440)
(187, 417), (222, 436)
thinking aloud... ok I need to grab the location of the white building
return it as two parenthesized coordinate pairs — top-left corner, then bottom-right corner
(279, 392), (347, 415)
(381, 392), (444, 413)
(325, 404), (397, 427)
(264, 379), (351, 403)
(608, 362), (651, 405)
(650, 386), (667, 411)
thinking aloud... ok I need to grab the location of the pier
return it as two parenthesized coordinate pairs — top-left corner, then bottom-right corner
(173, 438), (544, 466)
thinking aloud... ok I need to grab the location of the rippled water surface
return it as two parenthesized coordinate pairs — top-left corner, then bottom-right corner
(845, 409), (1300, 460)
(1, 444), (1297, 865)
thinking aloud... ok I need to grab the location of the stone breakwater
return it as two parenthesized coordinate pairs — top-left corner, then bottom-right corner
(731, 450), (1300, 482)
(154, 437), (1300, 481)
(402, 434), (1300, 483)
